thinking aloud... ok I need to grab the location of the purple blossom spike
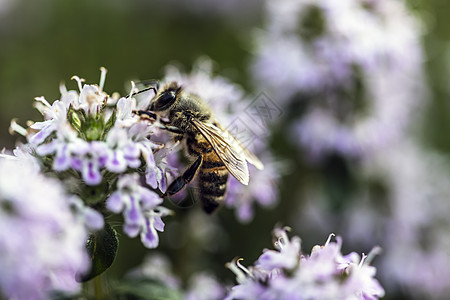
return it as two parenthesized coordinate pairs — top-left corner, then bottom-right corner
(0, 159), (89, 300)
(106, 174), (170, 248)
(252, 0), (425, 159)
(10, 69), (179, 256)
(225, 226), (385, 300)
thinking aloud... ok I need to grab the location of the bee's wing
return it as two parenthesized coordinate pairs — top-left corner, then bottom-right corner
(216, 122), (264, 171)
(191, 119), (263, 185)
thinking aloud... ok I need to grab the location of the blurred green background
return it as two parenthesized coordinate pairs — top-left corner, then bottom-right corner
(2, 0), (450, 299)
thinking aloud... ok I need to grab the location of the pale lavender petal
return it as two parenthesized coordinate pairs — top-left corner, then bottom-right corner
(142, 144), (156, 166)
(124, 143), (140, 159)
(82, 160), (102, 185)
(29, 122), (56, 145)
(91, 142), (109, 167)
(124, 223), (141, 238)
(127, 157), (141, 169)
(53, 144), (72, 171)
(124, 197), (143, 237)
(140, 188), (162, 209)
(35, 141), (57, 156)
(106, 192), (126, 213)
(153, 215), (165, 232)
(71, 157), (83, 170)
(146, 166), (160, 189)
(124, 143), (141, 168)
(106, 150), (127, 173)
(158, 167), (167, 192)
(84, 208), (104, 230)
(140, 218), (159, 248)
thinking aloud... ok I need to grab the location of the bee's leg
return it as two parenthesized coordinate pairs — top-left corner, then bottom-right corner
(133, 110), (157, 119)
(160, 125), (184, 135)
(133, 110), (184, 134)
(165, 155), (203, 197)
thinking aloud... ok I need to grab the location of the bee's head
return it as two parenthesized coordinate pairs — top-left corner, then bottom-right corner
(150, 82), (183, 111)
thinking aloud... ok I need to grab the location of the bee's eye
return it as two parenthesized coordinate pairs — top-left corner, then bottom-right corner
(152, 89), (178, 111)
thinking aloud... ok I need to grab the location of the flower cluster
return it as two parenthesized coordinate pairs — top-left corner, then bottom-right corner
(0, 158), (90, 300)
(164, 58), (281, 222)
(226, 227), (384, 299)
(252, 0), (425, 159)
(358, 139), (450, 298)
(11, 68), (175, 248)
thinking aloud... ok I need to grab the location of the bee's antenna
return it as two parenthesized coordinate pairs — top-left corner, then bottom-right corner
(126, 86), (158, 99)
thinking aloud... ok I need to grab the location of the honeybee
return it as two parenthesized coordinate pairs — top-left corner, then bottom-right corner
(135, 81), (264, 213)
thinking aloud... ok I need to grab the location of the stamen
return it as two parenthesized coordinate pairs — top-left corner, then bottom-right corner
(34, 96), (52, 109)
(59, 81), (67, 94)
(236, 258), (253, 277)
(71, 76), (85, 92)
(226, 257), (253, 284)
(99, 67), (107, 91)
(364, 246), (382, 266)
(325, 233), (335, 246)
(359, 253), (367, 268)
(128, 81), (138, 99)
(9, 119), (27, 136)
(273, 226), (291, 250)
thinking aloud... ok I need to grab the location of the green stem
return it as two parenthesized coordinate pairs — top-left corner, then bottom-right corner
(93, 275), (104, 300)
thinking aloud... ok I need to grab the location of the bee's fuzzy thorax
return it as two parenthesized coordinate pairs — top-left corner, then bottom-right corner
(169, 93), (212, 135)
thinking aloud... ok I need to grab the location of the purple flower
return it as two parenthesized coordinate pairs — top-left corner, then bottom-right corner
(104, 126), (146, 173)
(256, 227), (300, 271)
(9, 69), (178, 250)
(225, 226), (385, 300)
(145, 144), (180, 193)
(0, 159), (90, 300)
(70, 196), (104, 231)
(106, 174), (171, 248)
(252, 0), (425, 159)
(14, 70), (167, 189)
(225, 153), (281, 223)
(343, 139), (450, 298)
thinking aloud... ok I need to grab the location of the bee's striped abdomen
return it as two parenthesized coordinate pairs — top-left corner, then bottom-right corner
(198, 152), (229, 214)
(185, 134), (229, 213)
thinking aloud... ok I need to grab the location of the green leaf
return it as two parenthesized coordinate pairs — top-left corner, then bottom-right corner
(76, 223), (119, 282)
(67, 106), (83, 133)
(115, 278), (183, 300)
